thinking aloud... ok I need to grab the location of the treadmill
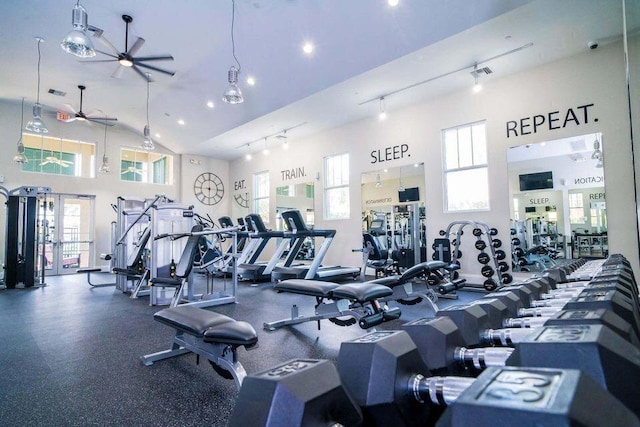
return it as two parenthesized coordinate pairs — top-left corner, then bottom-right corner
(270, 210), (360, 282)
(236, 214), (293, 281)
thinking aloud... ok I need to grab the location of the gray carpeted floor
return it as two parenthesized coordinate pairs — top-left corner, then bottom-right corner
(0, 272), (488, 426)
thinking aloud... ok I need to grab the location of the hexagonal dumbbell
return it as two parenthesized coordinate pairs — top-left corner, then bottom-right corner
(336, 331), (639, 427)
(228, 358), (362, 427)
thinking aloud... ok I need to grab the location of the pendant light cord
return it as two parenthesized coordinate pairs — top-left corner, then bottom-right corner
(146, 77), (150, 127)
(231, 0), (241, 71)
(36, 40), (42, 103)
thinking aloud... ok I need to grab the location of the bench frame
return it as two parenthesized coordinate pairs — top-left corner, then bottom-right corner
(141, 329), (248, 389)
(77, 267), (116, 288)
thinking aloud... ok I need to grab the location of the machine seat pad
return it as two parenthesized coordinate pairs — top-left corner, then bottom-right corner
(204, 321), (259, 347)
(150, 277), (182, 287)
(367, 276), (403, 288)
(274, 279), (339, 297)
(401, 261), (447, 280)
(331, 283), (393, 303)
(154, 306), (234, 337)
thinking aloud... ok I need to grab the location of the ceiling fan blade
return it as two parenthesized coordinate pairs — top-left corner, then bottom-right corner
(61, 103), (78, 115)
(135, 62), (175, 76)
(112, 65), (125, 78)
(94, 49), (120, 59)
(80, 59), (119, 63)
(95, 35), (122, 57)
(127, 37), (146, 56)
(133, 55), (174, 62)
(88, 117), (117, 126)
(87, 114), (118, 121)
(132, 65), (154, 81)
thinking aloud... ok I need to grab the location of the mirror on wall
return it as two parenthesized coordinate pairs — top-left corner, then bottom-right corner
(275, 182), (315, 259)
(507, 132), (607, 269)
(361, 163), (426, 271)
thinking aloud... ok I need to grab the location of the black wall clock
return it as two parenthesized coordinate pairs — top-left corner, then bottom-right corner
(194, 172), (224, 205)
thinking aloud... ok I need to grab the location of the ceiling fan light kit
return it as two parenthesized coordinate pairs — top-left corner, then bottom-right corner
(61, 85), (118, 125)
(60, 2), (96, 58)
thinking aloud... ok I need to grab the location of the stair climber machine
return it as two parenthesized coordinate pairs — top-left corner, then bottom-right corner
(236, 214), (297, 282)
(270, 210), (361, 282)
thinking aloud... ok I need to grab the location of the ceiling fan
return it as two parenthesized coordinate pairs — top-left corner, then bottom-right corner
(122, 165), (144, 176)
(59, 85), (118, 126)
(83, 14), (175, 81)
(41, 155), (73, 168)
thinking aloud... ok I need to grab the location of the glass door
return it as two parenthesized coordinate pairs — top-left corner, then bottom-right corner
(37, 194), (95, 275)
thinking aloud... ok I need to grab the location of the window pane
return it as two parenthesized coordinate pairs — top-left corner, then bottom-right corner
(444, 130), (458, 170)
(458, 127), (473, 168)
(325, 187), (350, 220)
(446, 168), (489, 211)
(325, 153), (349, 187)
(256, 198), (270, 223)
(472, 123), (487, 165)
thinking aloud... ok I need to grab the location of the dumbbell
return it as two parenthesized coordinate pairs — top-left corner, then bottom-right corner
(401, 316), (640, 418)
(336, 331), (639, 427)
(228, 358), (363, 426)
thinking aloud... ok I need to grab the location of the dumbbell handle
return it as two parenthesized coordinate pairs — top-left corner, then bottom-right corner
(518, 306), (564, 317)
(483, 328), (537, 346)
(502, 316), (550, 328)
(531, 297), (572, 308)
(410, 374), (475, 405)
(454, 347), (514, 370)
(539, 289), (583, 300)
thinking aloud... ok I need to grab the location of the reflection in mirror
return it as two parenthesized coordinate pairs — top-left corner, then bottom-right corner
(276, 182), (314, 259)
(507, 132), (607, 271)
(231, 191), (250, 227)
(361, 163), (426, 275)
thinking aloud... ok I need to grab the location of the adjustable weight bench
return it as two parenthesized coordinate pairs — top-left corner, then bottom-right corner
(263, 280), (401, 331)
(141, 305), (258, 389)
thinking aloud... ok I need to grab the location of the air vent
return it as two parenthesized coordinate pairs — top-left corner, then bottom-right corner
(470, 67), (493, 77)
(48, 89), (66, 96)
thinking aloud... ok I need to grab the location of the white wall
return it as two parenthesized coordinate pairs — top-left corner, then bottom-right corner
(229, 41), (640, 274)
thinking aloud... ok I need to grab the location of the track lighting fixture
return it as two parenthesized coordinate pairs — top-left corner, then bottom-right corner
(13, 98), (28, 164)
(60, 1), (96, 58)
(378, 97), (387, 121)
(245, 144), (252, 161)
(141, 74), (155, 151)
(25, 38), (48, 134)
(276, 130), (288, 149)
(262, 137), (269, 156)
(222, 0), (244, 104)
(375, 174), (382, 188)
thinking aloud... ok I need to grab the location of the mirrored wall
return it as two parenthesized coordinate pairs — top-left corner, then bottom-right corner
(275, 182), (314, 259)
(507, 132), (607, 264)
(361, 163), (426, 268)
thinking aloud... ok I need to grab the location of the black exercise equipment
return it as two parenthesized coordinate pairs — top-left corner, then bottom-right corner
(141, 305), (258, 389)
(336, 330), (639, 426)
(474, 240), (486, 250)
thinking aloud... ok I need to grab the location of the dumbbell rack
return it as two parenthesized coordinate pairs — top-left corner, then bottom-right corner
(437, 220), (510, 292)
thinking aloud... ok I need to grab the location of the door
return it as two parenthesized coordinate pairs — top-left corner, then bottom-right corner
(37, 194), (95, 275)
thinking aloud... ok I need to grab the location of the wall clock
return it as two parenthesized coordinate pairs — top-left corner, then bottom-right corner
(234, 192), (249, 208)
(193, 172), (224, 205)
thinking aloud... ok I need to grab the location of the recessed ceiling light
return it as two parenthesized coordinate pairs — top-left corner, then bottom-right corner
(177, 119), (185, 126)
(388, 0), (399, 6)
(302, 42), (314, 54)
(246, 76), (256, 86)
(206, 101), (214, 108)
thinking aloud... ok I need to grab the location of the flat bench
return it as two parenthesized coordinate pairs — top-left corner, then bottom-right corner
(141, 306), (258, 389)
(263, 279), (401, 331)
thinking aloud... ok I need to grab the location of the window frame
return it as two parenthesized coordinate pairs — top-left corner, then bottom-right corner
(253, 170), (270, 223)
(442, 121), (490, 212)
(323, 152), (350, 220)
(20, 133), (95, 178)
(119, 147), (173, 185)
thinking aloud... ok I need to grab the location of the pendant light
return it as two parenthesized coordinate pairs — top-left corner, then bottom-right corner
(378, 97), (387, 121)
(262, 137), (269, 156)
(222, 0), (244, 104)
(472, 63), (482, 93)
(25, 38), (48, 134)
(60, 1), (96, 58)
(141, 74), (155, 151)
(13, 98), (28, 164)
(99, 117), (110, 173)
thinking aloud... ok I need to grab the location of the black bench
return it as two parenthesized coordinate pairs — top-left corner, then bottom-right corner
(263, 280), (401, 331)
(141, 305), (258, 389)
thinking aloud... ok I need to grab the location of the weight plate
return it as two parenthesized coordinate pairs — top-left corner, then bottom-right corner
(452, 271), (460, 280)
(484, 279), (498, 291)
(498, 261), (509, 272)
(492, 239), (502, 248)
(475, 240), (487, 251)
(427, 274), (440, 286)
(454, 250), (462, 259)
(477, 252), (490, 265)
(511, 237), (521, 246)
(472, 228), (483, 237)
(432, 252), (439, 260)
(495, 250), (506, 260)
(489, 228), (498, 236)
(501, 273), (514, 284)
(439, 230), (446, 236)
(514, 248), (525, 257)
(481, 265), (494, 277)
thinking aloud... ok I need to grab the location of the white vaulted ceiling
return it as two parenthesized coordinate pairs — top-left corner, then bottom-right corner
(0, 0), (630, 160)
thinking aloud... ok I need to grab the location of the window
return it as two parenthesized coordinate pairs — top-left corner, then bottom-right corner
(442, 121), (489, 211)
(120, 148), (173, 185)
(253, 171), (270, 222)
(20, 133), (95, 178)
(324, 153), (350, 220)
(569, 193), (585, 224)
